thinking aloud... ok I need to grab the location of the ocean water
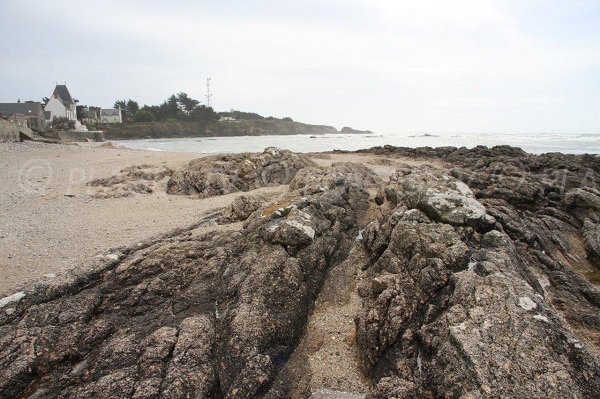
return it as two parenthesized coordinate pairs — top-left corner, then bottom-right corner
(116, 132), (600, 155)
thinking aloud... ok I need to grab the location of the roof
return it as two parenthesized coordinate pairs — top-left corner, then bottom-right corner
(100, 108), (120, 116)
(0, 102), (44, 117)
(53, 85), (74, 105)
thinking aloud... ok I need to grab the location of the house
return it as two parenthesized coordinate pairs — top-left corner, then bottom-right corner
(100, 108), (122, 124)
(5, 113), (27, 128)
(82, 108), (100, 124)
(219, 116), (236, 122)
(0, 102), (46, 130)
(44, 85), (77, 123)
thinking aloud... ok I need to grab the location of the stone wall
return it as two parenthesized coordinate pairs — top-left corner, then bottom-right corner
(57, 130), (105, 142)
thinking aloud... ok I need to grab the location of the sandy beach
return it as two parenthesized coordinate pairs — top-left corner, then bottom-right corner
(0, 142), (287, 295)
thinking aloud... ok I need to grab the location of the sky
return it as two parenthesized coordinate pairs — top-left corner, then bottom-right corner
(1, 0), (599, 133)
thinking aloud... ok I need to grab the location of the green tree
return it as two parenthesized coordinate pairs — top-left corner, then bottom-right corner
(134, 109), (156, 122)
(176, 92), (200, 116)
(166, 95), (179, 118)
(76, 105), (87, 121)
(114, 99), (140, 122)
(191, 105), (218, 122)
(126, 100), (139, 115)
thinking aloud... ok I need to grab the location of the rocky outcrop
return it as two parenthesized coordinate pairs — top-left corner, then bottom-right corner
(0, 164), (372, 398)
(219, 195), (262, 223)
(89, 164), (174, 198)
(1, 147), (599, 398)
(167, 148), (317, 197)
(356, 172), (600, 398)
(583, 219), (600, 264)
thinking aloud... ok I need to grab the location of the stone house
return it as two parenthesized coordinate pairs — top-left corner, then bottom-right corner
(82, 108), (100, 124)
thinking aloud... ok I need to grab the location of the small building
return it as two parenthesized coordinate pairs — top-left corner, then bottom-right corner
(82, 108), (100, 124)
(45, 85), (77, 123)
(0, 102), (46, 130)
(100, 108), (122, 124)
(219, 116), (236, 122)
(5, 113), (27, 127)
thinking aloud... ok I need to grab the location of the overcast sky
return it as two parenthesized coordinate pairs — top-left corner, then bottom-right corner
(1, 0), (599, 133)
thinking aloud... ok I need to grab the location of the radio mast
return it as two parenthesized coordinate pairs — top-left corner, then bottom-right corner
(206, 78), (212, 108)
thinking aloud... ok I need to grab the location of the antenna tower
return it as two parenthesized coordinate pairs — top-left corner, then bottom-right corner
(206, 78), (212, 107)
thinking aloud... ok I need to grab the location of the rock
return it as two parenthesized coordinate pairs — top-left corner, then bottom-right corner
(220, 195), (261, 222)
(2, 147), (600, 398)
(167, 147), (316, 197)
(389, 169), (493, 229)
(0, 164), (372, 398)
(564, 188), (600, 222)
(583, 219), (600, 265)
(89, 164), (173, 198)
(0, 291), (25, 308)
(290, 162), (382, 195)
(352, 156), (600, 398)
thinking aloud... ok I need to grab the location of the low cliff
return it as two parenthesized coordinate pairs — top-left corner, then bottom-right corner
(103, 119), (339, 140)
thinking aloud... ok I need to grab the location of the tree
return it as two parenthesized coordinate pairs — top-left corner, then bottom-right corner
(166, 95), (179, 118)
(114, 100), (127, 110)
(134, 109), (155, 122)
(76, 105), (87, 121)
(114, 99), (139, 122)
(126, 100), (139, 115)
(191, 105), (218, 122)
(176, 92), (200, 116)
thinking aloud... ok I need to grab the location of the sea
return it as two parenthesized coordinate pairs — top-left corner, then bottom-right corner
(116, 132), (600, 155)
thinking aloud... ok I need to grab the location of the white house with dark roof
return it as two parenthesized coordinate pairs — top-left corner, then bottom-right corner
(100, 108), (122, 123)
(44, 85), (77, 122)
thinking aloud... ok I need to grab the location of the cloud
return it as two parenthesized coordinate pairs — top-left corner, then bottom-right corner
(0, 0), (598, 132)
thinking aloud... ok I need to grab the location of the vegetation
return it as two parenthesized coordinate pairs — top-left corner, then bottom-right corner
(76, 105), (101, 122)
(114, 93), (218, 123)
(114, 100), (139, 123)
(134, 109), (156, 122)
(51, 116), (75, 130)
